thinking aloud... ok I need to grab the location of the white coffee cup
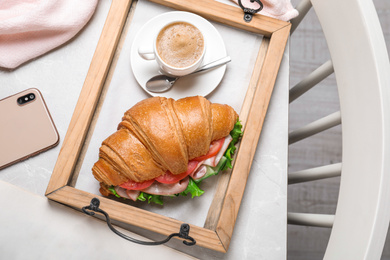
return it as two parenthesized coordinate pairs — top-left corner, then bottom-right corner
(138, 21), (206, 77)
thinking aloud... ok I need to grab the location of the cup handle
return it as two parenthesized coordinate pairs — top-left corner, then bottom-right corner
(138, 46), (155, 60)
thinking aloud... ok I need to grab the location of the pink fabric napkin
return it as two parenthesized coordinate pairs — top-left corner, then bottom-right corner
(0, 0), (98, 69)
(231, 0), (298, 21)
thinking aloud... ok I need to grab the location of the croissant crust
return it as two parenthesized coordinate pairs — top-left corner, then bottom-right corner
(92, 96), (237, 186)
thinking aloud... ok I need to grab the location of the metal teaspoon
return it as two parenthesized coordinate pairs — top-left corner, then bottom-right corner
(145, 56), (231, 93)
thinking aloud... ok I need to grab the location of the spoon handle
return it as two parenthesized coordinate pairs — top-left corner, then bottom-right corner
(191, 56), (232, 75)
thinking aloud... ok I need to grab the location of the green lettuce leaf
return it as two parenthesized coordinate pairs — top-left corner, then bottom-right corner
(193, 156), (228, 184)
(108, 186), (122, 198)
(137, 192), (163, 205)
(180, 178), (204, 198)
(230, 120), (243, 144)
(222, 120), (243, 171)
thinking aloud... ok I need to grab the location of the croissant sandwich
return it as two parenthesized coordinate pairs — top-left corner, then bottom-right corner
(92, 96), (242, 205)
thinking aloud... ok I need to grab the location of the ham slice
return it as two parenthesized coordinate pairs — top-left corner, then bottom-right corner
(115, 186), (129, 198)
(126, 189), (141, 201)
(114, 186), (140, 201)
(141, 176), (190, 195)
(203, 135), (233, 167)
(191, 165), (208, 180)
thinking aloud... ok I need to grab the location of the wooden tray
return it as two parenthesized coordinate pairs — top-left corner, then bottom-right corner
(45, 0), (290, 253)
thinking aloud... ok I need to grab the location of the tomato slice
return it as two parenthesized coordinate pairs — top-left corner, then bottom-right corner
(155, 160), (199, 184)
(192, 137), (225, 161)
(119, 179), (154, 190)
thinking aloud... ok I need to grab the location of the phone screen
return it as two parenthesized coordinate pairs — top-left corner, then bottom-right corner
(0, 88), (59, 169)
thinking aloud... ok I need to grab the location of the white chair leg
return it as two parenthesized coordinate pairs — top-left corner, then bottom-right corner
(289, 60), (334, 103)
(290, 0), (313, 34)
(289, 163), (342, 184)
(289, 111), (341, 144)
(288, 212), (334, 228)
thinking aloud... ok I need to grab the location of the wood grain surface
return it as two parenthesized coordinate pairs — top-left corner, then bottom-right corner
(46, 0), (132, 195)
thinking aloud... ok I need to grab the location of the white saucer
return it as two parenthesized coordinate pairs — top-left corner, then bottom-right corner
(130, 11), (227, 99)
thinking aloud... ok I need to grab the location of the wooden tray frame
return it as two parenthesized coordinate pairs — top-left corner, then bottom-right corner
(45, 0), (290, 253)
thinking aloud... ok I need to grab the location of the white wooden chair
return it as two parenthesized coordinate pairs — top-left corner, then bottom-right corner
(287, 0), (390, 258)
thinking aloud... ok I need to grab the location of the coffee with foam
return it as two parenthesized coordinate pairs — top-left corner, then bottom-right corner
(156, 22), (204, 68)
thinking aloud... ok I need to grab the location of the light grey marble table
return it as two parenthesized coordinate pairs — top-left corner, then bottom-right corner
(0, 1), (288, 259)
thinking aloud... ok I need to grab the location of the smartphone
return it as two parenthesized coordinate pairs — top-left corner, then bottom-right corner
(0, 88), (59, 170)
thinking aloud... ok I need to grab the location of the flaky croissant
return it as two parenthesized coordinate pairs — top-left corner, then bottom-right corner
(92, 96), (238, 196)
